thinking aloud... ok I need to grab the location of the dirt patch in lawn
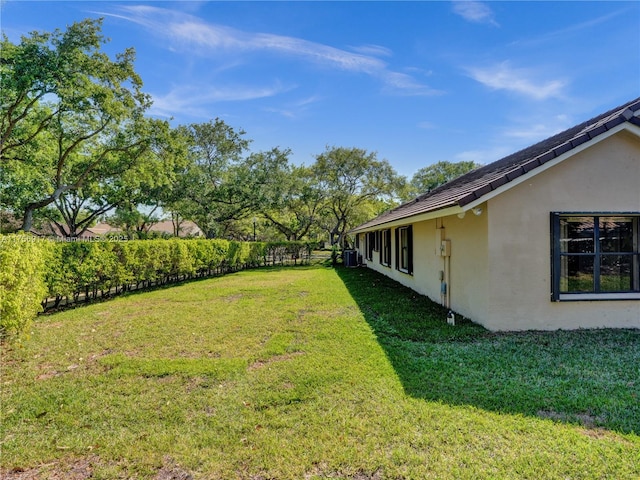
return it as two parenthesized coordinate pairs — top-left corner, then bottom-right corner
(248, 351), (305, 371)
(537, 409), (606, 429)
(1, 455), (194, 480)
(2, 455), (99, 480)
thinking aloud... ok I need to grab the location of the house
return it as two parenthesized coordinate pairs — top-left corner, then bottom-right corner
(35, 221), (122, 239)
(35, 220), (203, 239)
(148, 220), (204, 238)
(351, 98), (640, 331)
(82, 222), (122, 238)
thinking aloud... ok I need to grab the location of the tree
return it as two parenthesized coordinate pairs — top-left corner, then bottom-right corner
(173, 119), (293, 239)
(313, 146), (405, 247)
(0, 19), (152, 232)
(48, 187), (113, 238)
(171, 119), (250, 238)
(405, 160), (479, 199)
(260, 164), (325, 241)
(106, 120), (191, 238)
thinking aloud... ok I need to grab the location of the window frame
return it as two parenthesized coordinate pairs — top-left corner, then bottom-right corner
(551, 212), (640, 301)
(366, 231), (375, 261)
(380, 229), (391, 267)
(395, 225), (413, 275)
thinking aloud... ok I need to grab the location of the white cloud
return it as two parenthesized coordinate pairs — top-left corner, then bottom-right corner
(455, 146), (511, 164)
(452, 1), (499, 27)
(103, 5), (436, 96)
(381, 71), (443, 96)
(348, 44), (393, 58)
(502, 114), (572, 141)
(466, 61), (567, 100)
(149, 83), (290, 118)
(457, 114), (573, 164)
(265, 95), (324, 119)
(511, 8), (628, 48)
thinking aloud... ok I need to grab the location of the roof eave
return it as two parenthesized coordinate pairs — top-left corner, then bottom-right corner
(351, 119), (640, 233)
(456, 121), (640, 212)
(350, 204), (463, 233)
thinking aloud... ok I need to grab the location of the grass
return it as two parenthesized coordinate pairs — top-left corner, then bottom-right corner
(1, 264), (639, 479)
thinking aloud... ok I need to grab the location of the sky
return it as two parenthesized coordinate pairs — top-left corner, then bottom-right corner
(2, 1), (639, 178)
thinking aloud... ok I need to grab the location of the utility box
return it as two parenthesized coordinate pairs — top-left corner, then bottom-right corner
(343, 250), (358, 267)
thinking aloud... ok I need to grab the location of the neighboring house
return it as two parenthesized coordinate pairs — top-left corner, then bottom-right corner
(36, 220), (203, 239)
(148, 220), (204, 238)
(82, 222), (122, 238)
(35, 221), (122, 239)
(351, 98), (640, 331)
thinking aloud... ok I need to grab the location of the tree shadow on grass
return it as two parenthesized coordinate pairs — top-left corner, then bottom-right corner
(335, 265), (640, 435)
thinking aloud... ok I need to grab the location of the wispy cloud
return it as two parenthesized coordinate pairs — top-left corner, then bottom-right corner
(100, 5), (439, 96)
(457, 113), (573, 164)
(382, 72), (443, 96)
(264, 95), (324, 119)
(502, 117), (569, 142)
(149, 83), (291, 119)
(500, 112), (576, 144)
(466, 61), (567, 100)
(452, 1), (499, 27)
(348, 44), (393, 58)
(510, 8), (628, 48)
(455, 145), (511, 165)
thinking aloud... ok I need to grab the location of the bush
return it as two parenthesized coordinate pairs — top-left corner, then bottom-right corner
(0, 235), (49, 339)
(0, 235), (313, 341)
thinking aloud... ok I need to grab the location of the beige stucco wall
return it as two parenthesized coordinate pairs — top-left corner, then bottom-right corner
(357, 220), (442, 299)
(486, 130), (640, 330)
(442, 210), (489, 323)
(355, 211), (490, 324)
(355, 129), (640, 331)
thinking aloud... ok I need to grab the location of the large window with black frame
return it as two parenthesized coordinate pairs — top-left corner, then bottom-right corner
(551, 213), (640, 300)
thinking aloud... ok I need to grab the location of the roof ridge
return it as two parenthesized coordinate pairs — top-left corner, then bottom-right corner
(351, 97), (640, 232)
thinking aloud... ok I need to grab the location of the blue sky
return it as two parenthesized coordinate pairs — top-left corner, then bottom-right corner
(3, 1), (639, 177)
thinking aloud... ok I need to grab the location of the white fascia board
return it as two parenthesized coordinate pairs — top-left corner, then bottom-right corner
(351, 205), (463, 233)
(460, 122), (640, 212)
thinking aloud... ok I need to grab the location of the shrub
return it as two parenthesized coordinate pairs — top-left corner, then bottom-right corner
(0, 235), (49, 340)
(0, 235), (312, 341)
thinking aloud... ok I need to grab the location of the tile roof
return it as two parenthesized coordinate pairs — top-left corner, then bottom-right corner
(353, 97), (640, 232)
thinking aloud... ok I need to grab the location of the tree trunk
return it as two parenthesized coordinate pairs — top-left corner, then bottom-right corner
(21, 207), (35, 233)
(21, 185), (72, 232)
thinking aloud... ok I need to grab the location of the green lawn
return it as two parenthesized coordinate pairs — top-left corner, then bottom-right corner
(1, 265), (639, 479)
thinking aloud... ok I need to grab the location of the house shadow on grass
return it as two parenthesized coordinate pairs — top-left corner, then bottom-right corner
(335, 265), (640, 435)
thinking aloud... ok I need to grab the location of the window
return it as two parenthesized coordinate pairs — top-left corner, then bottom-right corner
(551, 213), (640, 300)
(380, 229), (391, 267)
(395, 225), (413, 274)
(366, 231), (375, 261)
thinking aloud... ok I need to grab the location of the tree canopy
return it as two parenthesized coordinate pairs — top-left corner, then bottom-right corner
(404, 160), (479, 200)
(1, 18), (463, 245)
(313, 146), (405, 247)
(1, 18), (152, 232)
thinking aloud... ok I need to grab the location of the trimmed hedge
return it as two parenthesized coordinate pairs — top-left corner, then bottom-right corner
(0, 236), (313, 340)
(0, 235), (50, 339)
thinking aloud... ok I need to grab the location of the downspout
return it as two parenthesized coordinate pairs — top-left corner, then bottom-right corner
(444, 253), (449, 309)
(437, 220), (451, 309)
(444, 241), (451, 309)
